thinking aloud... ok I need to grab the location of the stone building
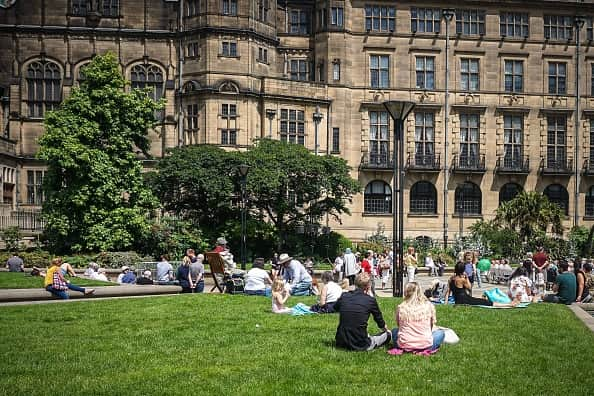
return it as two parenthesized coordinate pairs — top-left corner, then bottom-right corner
(1, 0), (594, 244)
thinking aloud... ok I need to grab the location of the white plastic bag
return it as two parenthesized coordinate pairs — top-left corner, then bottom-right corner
(441, 327), (460, 345)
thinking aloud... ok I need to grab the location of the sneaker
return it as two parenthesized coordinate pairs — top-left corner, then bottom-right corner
(84, 288), (95, 295)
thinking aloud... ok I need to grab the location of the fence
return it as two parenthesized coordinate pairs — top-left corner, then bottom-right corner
(0, 210), (45, 231)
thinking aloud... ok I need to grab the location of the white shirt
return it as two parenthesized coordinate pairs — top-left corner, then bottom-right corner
(343, 253), (357, 276)
(425, 256), (435, 268)
(334, 256), (343, 273)
(325, 281), (343, 303)
(244, 268), (270, 291)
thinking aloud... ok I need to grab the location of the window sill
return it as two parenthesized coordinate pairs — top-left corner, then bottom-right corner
(218, 55), (241, 59)
(257, 60), (269, 65)
(330, 151), (340, 155)
(362, 212), (392, 217)
(452, 213), (483, 219)
(584, 216), (594, 221)
(408, 213), (439, 218)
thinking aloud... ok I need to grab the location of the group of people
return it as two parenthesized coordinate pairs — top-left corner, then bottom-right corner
(333, 248), (394, 289)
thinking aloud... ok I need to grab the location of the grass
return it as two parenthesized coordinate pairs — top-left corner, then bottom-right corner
(0, 273), (117, 289)
(1, 294), (593, 395)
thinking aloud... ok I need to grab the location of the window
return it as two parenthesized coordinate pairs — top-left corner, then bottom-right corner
(414, 112), (435, 165)
(460, 58), (479, 91)
(76, 63), (89, 84)
(586, 186), (594, 217)
(280, 109), (305, 145)
(131, 64), (164, 120)
(544, 15), (573, 40)
(290, 59), (308, 81)
(455, 182), (481, 215)
(499, 183), (522, 205)
(26, 60), (62, 118)
(365, 6), (395, 32)
(221, 129), (237, 145)
(499, 12), (528, 37)
(103, 0), (119, 17)
(185, 104), (199, 145)
(370, 55), (389, 88)
(186, 0), (200, 17)
(331, 7), (344, 27)
(332, 60), (340, 81)
(318, 8), (327, 29)
(364, 180), (392, 214)
(186, 42), (199, 58)
(504, 60), (523, 93)
(503, 115), (524, 168)
(590, 118), (594, 168)
(459, 114), (480, 167)
(26, 170), (44, 205)
(332, 127), (340, 153)
(221, 104), (237, 118)
(588, 17), (593, 41)
(221, 41), (238, 57)
(369, 111), (389, 165)
(415, 56), (435, 90)
(455, 9), (486, 35)
(411, 8), (441, 33)
(290, 9), (309, 34)
(72, 0), (87, 16)
(548, 62), (567, 94)
(222, 0), (237, 16)
(257, 0), (269, 22)
(410, 181), (437, 214)
(544, 184), (569, 215)
(547, 116), (567, 169)
(258, 47), (268, 63)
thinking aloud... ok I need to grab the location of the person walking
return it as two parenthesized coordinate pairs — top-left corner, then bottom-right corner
(404, 246), (418, 284)
(343, 248), (358, 286)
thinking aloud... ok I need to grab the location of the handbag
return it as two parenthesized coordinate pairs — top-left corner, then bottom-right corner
(52, 272), (68, 291)
(438, 327), (460, 345)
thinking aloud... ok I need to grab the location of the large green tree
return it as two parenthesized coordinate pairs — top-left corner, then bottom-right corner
(39, 53), (162, 253)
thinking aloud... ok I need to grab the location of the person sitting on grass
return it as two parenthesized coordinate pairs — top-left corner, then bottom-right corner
(6, 253), (24, 272)
(310, 271), (343, 313)
(44, 257), (94, 299)
(83, 262), (99, 278)
(244, 258), (272, 296)
(271, 278), (292, 314)
(543, 260), (576, 304)
(117, 266), (136, 284)
(94, 268), (109, 282)
(136, 270), (153, 285)
(391, 282), (444, 352)
(334, 273), (391, 351)
(279, 253), (312, 296)
(445, 262), (517, 307)
(508, 266), (538, 303)
(156, 255), (174, 283)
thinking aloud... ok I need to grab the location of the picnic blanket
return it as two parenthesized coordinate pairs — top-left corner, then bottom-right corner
(387, 347), (439, 356)
(291, 302), (315, 316)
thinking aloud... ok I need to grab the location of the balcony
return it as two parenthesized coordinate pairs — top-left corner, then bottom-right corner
(451, 154), (486, 174)
(359, 152), (393, 171)
(539, 158), (573, 176)
(495, 156), (530, 175)
(406, 153), (441, 172)
(583, 160), (594, 176)
(0, 210), (45, 232)
(0, 136), (16, 155)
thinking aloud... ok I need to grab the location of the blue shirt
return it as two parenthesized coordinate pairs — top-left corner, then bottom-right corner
(283, 260), (312, 285)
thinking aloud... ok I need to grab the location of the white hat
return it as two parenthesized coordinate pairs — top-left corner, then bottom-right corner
(121, 266), (130, 272)
(216, 237), (228, 245)
(278, 253), (293, 265)
(143, 270), (152, 277)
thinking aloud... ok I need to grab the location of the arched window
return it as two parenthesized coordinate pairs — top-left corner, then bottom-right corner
(586, 186), (594, 217)
(131, 64), (164, 119)
(410, 181), (437, 214)
(499, 183), (522, 205)
(455, 182), (481, 215)
(364, 180), (392, 214)
(26, 60), (62, 117)
(543, 184), (569, 215)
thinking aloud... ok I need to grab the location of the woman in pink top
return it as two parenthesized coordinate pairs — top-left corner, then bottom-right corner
(391, 282), (445, 351)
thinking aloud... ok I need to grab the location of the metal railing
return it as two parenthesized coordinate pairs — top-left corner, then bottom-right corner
(406, 153), (441, 170)
(452, 154), (486, 172)
(0, 210), (45, 231)
(496, 156), (530, 173)
(359, 152), (393, 170)
(540, 158), (573, 174)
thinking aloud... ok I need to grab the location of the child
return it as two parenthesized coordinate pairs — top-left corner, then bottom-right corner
(340, 278), (350, 291)
(271, 278), (292, 314)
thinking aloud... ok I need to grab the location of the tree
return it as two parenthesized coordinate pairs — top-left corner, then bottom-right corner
(245, 139), (360, 249)
(38, 53), (162, 253)
(494, 191), (563, 244)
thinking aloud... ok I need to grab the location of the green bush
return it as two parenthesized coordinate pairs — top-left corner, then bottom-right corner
(94, 251), (154, 269)
(137, 217), (207, 261)
(1, 226), (22, 252)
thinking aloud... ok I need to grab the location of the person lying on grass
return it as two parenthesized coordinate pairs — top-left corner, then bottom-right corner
(444, 262), (518, 307)
(334, 272), (391, 351)
(44, 257), (95, 299)
(391, 282), (444, 352)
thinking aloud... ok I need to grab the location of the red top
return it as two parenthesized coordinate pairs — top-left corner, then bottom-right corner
(361, 259), (372, 274)
(213, 246), (225, 253)
(533, 252), (548, 268)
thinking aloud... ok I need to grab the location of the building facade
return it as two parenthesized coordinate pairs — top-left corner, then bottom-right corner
(1, 0), (594, 243)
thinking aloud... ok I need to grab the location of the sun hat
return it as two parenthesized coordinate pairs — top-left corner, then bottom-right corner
(345, 248), (352, 254)
(143, 270), (152, 277)
(121, 266), (130, 272)
(278, 253), (293, 265)
(216, 237), (228, 245)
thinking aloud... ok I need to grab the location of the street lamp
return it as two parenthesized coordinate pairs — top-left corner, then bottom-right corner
(238, 164), (250, 270)
(313, 105), (323, 155)
(383, 100), (415, 297)
(442, 8), (455, 249)
(574, 16), (585, 228)
(265, 109), (276, 139)
(457, 183), (466, 239)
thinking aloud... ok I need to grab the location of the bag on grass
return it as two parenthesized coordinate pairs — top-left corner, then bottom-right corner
(441, 328), (460, 345)
(484, 288), (511, 304)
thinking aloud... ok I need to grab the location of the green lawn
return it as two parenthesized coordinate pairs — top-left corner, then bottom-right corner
(0, 272), (117, 289)
(1, 295), (593, 395)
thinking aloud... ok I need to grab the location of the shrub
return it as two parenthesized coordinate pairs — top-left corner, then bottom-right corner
(94, 251), (154, 269)
(1, 226), (22, 252)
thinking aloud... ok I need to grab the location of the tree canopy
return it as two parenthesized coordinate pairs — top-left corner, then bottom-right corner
(38, 53), (162, 253)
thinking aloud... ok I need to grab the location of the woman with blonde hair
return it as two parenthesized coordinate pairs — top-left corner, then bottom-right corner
(404, 246), (418, 283)
(391, 282), (444, 351)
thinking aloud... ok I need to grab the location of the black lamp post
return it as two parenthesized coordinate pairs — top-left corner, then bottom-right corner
(313, 105), (323, 155)
(442, 8), (455, 249)
(238, 164), (250, 270)
(383, 100), (415, 297)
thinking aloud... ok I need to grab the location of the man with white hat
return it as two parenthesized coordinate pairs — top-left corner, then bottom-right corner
(279, 253), (312, 296)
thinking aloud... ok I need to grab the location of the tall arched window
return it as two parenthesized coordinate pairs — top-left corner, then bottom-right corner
(410, 181), (437, 214)
(499, 183), (522, 205)
(26, 60), (62, 117)
(586, 186), (594, 217)
(364, 180), (392, 214)
(455, 182), (481, 215)
(131, 64), (164, 119)
(544, 184), (569, 215)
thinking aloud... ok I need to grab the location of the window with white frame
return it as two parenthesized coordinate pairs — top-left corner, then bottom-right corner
(546, 116), (567, 169)
(331, 7), (344, 27)
(503, 115), (524, 168)
(460, 58), (479, 91)
(411, 8), (441, 33)
(459, 113), (480, 166)
(221, 41), (238, 57)
(370, 55), (389, 88)
(504, 60), (523, 93)
(280, 109), (305, 145)
(221, 0), (237, 16)
(455, 9), (486, 35)
(364, 5), (395, 32)
(544, 15), (573, 40)
(332, 60), (341, 81)
(27, 170), (44, 205)
(369, 111), (389, 165)
(499, 12), (528, 37)
(414, 112), (435, 165)
(258, 47), (268, 63)
(185, 104), (199, 145)
(548, 62), (567, 95)
(415, 56), (435, 90)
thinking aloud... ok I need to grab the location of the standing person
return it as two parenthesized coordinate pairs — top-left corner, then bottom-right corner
(463, 252), (476, 288)
(391, 282), (445, 351)
(523, 252), (534, 280)
(44, 258), (94, 299)
(532, 246), (549, 284)
(279, 253), (313, 296)
(334, 273), (391, 351)
(343, 248), (358, 286)
(361, 251), (374, 296)
(244, 258), (272, 296)
(473, 252), (482, 288)
(310, 271), (343, 313)
(404, 246), (418, 284)
(6, 253), (24, 272)
(424, 253), (437, 277)
(379, 253), (391, 290)
(333, 252), (344, 282)
(156, 255), (174, 283)
(177, 256), (192, 293)
(189, 253), (205, 293)
(271, 253), (280, 279)
(543, 261), (577, 304)
(477, 255), (491, 286)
